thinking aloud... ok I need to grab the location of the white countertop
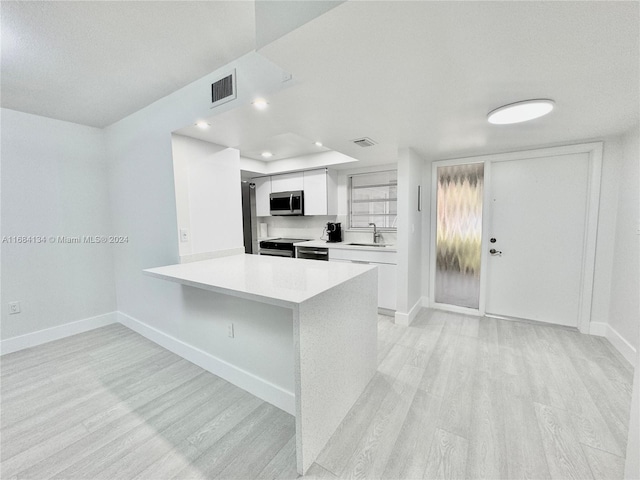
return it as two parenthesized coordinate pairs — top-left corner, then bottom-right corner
(144, 253), (375, 307)
(294, 240), (397, 252)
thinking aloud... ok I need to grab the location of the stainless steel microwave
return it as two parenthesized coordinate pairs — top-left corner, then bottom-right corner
(270, 190), (304, 216)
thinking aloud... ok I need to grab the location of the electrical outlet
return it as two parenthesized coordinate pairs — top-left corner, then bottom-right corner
(227, 323), (234, 338)
(8, 301), (20, 315)
(180, 228), (188, 243)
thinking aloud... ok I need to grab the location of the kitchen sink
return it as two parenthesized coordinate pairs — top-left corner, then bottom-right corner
(346, 243), (389, 247)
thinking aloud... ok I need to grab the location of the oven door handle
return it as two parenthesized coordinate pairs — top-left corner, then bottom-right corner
(259, 248), (294, 257)
(290, 193), (293, 212)
(302, 250), (328, 255)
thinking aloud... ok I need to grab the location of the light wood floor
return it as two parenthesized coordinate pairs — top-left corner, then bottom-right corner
(0, 310), (633, 479)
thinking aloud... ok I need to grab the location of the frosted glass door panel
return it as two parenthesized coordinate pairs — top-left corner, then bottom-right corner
(435, 164), (483, 309)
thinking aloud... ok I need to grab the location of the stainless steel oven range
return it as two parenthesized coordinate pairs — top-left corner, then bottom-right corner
(259, 238), (310, 258)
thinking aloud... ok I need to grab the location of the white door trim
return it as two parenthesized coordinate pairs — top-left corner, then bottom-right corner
(578, 143), (604, 333)
(429, 142), (603, 333)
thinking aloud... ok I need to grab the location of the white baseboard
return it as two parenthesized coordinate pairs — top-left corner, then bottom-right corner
(435, 303), (482, 317)
(590, 322), (637, 367)
(0, 312), (118, 356)
(117, 312), (295, 415)
(395, 297), (423, 326)
(589, 322), (608, 337)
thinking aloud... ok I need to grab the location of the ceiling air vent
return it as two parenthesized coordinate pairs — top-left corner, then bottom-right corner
(211, 69), (236, 108)
(352, 137), (377, 147)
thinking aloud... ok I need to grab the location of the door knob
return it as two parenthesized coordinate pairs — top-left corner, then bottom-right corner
(490, 248), (502, 256)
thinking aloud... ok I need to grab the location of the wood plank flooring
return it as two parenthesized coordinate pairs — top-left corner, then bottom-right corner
(0, 310), (633, 479)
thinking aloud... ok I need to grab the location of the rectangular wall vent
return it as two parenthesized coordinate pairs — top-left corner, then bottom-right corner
(352, 137), (377, 147)
(211, 69), (236, 108)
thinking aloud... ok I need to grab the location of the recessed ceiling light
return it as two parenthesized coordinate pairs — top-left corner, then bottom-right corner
(314, 141), (323, 147)
(195, 121), (210, 129)
(253, 98), (268, 110)
(261, 151), (273, 158)
(487, 99), (555, 125)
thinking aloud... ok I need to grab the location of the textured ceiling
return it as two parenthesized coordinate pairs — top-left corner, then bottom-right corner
(0, 1), (256, 127)
(2, 1), (638, 166)
(256, 1), (640, 162)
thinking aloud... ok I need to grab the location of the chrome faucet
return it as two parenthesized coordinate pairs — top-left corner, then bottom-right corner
(369, 223), (381, 243)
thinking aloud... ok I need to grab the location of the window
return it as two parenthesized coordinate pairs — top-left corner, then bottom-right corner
(349, 170), (397, 229)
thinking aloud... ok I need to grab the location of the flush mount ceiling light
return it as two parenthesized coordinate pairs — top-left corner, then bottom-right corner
(195, 121), (210, 129)
(314, 141), (323, 147)
(261, 151), (273, 158)
(252, 98), (269, 110)
(487, 99), (555, 125)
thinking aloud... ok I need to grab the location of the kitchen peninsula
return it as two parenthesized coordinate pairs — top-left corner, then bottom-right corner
(144, 254), (378, 474)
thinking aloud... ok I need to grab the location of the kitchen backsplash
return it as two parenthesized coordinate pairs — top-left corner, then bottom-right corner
(258, 215), (398, 245)
(258, 215), (335, 240)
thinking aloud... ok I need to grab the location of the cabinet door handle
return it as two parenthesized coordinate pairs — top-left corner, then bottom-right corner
(351, 260), (370, 264)
(290, 194), (293, 212)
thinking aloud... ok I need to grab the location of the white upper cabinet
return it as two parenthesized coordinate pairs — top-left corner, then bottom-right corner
(270, 172), (304, 192)
(303, 169), (337, 216)
(253, 176), (271, 217)
(253, 168), (337, 217)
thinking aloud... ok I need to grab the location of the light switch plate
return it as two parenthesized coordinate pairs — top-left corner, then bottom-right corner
(179, 228), (188, 243)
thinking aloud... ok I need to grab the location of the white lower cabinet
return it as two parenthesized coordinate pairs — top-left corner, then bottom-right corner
(329, 248), (397, 311)
(376, 263), (397, 311)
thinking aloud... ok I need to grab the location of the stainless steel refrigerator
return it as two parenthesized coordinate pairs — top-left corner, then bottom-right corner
(241, 182), (259, 254)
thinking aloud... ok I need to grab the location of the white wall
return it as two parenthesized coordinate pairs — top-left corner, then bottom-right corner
(587, 131), (639, 364)
(172, 134), (243, 258)
(421, 161), (433, 302)
(626, 359), (640, 479)
(104, 52), (296, 396)
(1, 108), (116, 340)
(396, 148), (424, 324)
(172, 133), (226, 256)
(608, 127), (639, 353)
(189, 148), (242, 254)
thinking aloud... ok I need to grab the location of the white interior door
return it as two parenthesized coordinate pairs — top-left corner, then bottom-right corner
(485, 153), (590, 327)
